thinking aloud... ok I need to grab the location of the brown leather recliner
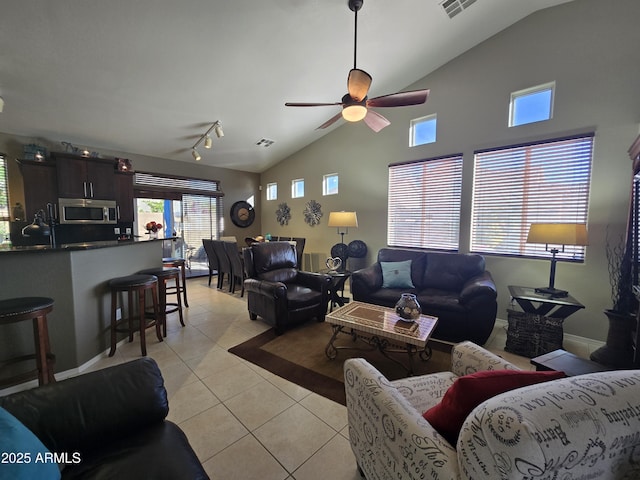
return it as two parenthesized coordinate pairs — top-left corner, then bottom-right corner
(243, 242), (331, 334)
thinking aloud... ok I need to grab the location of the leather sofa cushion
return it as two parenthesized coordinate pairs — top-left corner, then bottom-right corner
(252, 242), (297, 274)
(60, 421), (209, 480)
(287, 284), (324, 308)
(259, 267), (298, 283)
(422, 253), (485, 291)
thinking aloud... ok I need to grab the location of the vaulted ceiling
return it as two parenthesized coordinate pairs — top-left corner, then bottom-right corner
(0, 0), (574, 172)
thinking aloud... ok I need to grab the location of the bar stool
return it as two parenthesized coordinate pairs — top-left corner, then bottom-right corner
(162, 257), (189, 307)
(0, 297), (56, 387)
(108, 274), (161, 357)
(138, 267), (185, 336)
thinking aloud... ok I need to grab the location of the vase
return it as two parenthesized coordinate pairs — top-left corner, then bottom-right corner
(589, 309), (635, 368)
(148, 230), (158, 239)
(395, 293), (421, 321)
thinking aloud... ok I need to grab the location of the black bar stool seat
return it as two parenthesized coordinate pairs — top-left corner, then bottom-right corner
(162, 257), (189, 307)
(108, 274), (161, 357)
(0, 296), (56, 387)
(138, 267), (185, 336)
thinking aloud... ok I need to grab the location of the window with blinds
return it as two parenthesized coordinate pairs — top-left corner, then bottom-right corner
(471, 133), (593, 260)
(388, 154), (463, 250)
(0, 153), (9, 241)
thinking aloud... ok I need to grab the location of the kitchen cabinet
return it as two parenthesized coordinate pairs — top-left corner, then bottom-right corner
(19, 160), (58, 220)
(54, 153), (115, 200)
(114, 171), (135, 223)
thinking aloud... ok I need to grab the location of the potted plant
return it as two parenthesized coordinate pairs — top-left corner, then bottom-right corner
(590, 228), (636, 367)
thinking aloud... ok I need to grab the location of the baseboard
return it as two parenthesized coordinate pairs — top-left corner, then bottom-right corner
(0, 340), (128, 396)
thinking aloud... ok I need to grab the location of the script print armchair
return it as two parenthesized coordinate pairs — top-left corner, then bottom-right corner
(243, 241), (331, 334)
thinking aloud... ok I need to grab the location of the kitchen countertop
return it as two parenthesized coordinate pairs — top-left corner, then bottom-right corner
(0, 237), (172, 254)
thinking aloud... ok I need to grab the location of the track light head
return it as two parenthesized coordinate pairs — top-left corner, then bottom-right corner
(192, 148), (201, 161)
(214, 123), (224, 138)
(204, 135), (212, 149)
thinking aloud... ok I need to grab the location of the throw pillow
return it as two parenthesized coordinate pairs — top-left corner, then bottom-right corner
(422, 369), (565, 446)
(381, 260), (415, 289)
(0, 406), (61, 479)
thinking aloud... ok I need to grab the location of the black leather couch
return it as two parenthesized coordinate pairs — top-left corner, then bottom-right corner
(243, 241), (331, 334)
(351, 248), (497, 345)
(0, 358), (208, 480)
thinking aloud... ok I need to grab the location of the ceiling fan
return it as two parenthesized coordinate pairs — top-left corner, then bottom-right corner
(285, 0), (430, 133)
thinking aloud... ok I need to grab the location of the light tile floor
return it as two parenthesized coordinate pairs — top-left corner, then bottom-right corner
(54, 278), (602, 479)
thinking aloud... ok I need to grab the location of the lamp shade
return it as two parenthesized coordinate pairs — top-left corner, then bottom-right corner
(526, 223), (588, 246)
(328, 211), (358, 228)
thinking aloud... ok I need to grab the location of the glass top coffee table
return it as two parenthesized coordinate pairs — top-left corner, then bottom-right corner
(325, 301), (438, 375)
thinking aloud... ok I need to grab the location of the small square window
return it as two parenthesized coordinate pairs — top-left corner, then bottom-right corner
(292, 179), (304, 198)
(410, 114), (437, 147)
(510, 82), (555, 127)
(266, 183), (277, 201)
(323, 173), (339, 196)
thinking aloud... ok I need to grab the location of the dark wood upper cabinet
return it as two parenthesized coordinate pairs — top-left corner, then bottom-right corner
(114, 171), (135, 223)
(54, 153), (116, 200)
(19, 160), (59, 220)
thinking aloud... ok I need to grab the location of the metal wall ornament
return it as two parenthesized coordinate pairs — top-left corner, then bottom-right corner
(276, 202), (291, 226)
(303, 200), (323, 226)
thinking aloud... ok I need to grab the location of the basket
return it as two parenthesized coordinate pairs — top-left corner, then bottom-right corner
(505, 309), (564, 357)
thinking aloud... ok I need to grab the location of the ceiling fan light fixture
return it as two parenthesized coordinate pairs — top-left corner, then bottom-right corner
(342, 104), (367, 122)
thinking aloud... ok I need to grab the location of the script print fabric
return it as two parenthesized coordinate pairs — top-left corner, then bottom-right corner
(458, 370), (640, 479)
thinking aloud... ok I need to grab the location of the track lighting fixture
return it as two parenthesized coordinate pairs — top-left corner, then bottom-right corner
(191, 121), (224, 160)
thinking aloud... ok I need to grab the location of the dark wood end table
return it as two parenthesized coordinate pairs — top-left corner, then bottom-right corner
(506, 285), (585, 357)
(319, 269), (351, 312)
(531, 349), (610, 376)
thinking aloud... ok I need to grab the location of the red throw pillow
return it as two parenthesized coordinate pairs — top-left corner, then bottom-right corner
(423, 369), (565, 446)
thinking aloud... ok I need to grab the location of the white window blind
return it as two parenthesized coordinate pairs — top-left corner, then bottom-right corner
(388, 154), (463, 250)
(0, 153), (8, 221)
(471, 133), (593, 260)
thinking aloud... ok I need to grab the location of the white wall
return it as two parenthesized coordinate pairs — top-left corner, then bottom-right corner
(259, 0), (640, 341)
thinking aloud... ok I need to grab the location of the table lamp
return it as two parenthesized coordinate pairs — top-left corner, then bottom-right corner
(526, 223), (588, 297)
(327, 211), (358, 244)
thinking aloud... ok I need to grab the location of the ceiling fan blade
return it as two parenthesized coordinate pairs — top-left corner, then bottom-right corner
(285, 102), (343, 107)
(363, 110), (391, 133)
(347, 68), (372, 102)
(316, 111), (344, 130)
(367, 89), (430, 108)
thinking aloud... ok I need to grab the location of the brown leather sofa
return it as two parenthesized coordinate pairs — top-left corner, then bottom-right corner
(0, 357), (208, 480)
(351, 248), (497, 345)
(243, 241), (331, 334)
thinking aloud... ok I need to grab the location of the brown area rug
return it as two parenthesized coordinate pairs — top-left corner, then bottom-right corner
(228, 321), (452, 405)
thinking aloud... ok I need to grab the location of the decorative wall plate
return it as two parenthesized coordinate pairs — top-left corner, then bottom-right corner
(276, 202), (291, 226)
(303, 200), (323, 226)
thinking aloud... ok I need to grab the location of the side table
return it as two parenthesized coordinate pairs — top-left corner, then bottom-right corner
(319, 269), (351, 312)
(506, 285), (585, 357)
(531, 349), (610, 376)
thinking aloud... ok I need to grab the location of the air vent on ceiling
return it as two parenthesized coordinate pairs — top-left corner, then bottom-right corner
(256, 138), (275, 148)
(439, 0), (476, 19)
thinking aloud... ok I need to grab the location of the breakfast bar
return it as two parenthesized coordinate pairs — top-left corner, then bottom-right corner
(0, 239), (164, 379)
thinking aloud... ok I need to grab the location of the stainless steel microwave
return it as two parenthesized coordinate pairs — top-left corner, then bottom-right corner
(58, 198), (118, 224)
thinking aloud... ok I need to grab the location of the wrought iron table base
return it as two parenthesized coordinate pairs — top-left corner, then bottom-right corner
(324, 324), (432, 375)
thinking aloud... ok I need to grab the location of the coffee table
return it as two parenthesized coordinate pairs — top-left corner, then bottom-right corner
(324, 301), (438, 375)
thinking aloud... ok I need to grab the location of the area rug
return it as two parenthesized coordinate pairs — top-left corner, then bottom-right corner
(228, 321), (452, 405)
